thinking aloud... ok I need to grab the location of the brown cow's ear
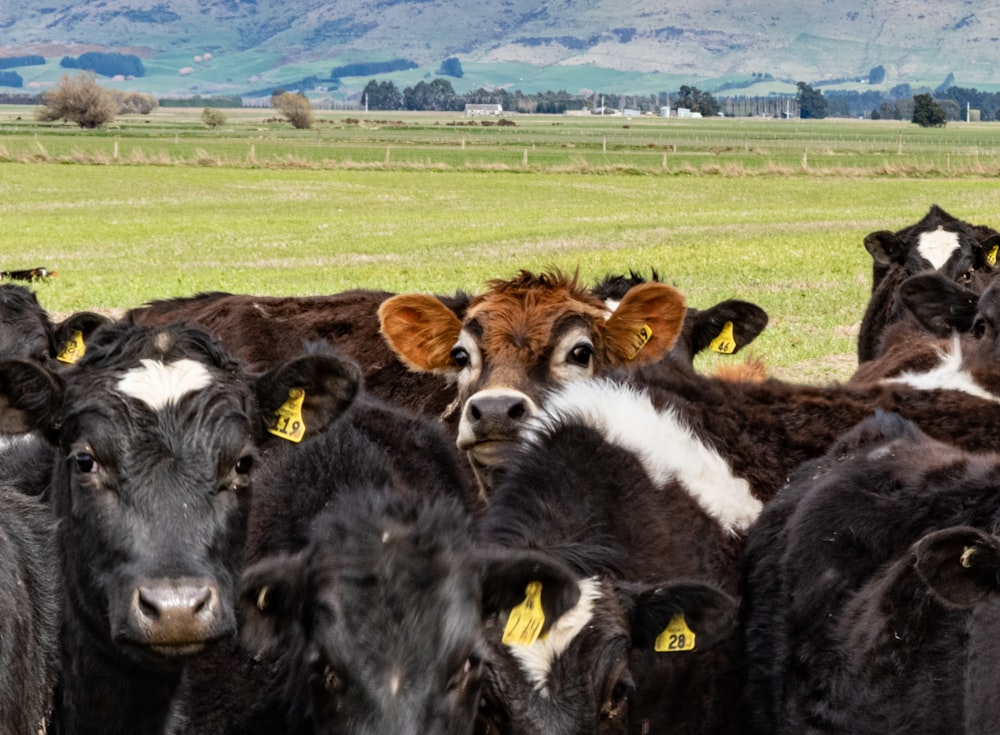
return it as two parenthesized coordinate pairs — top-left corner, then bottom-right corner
(604, 282), (686, 366)
(378, 294), (464, 372)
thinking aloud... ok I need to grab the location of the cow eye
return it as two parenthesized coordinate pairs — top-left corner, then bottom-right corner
(74, 452), (97, 474)
(450, 346), (470, 368)
(570, 343), (594, 367)
(601, 675), (634, 720)
(234, 455), (254, 475)
(959, 269), (974, 285)
(972, 316), (987, 339)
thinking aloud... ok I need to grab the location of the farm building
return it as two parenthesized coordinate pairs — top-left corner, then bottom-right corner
(465, 103), (503, 117)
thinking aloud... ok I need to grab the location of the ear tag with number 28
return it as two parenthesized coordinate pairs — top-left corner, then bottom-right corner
(654, 613), (697, 652)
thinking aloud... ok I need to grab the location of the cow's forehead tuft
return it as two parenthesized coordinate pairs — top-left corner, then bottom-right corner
(117, 358), (214, 411)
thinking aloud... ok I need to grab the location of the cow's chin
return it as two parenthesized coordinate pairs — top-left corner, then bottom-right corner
(466, 441), (518, 499)
(118, 638), (216, 669)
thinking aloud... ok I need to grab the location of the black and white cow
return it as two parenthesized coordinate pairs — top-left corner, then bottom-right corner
(0, 322), (360, 735)
(858, 204), (1000, 362)
(741, 412), (1000, 734)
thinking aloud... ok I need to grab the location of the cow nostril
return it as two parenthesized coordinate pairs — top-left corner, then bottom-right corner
(470, 404), (482, 421)
(508, 402), (525, 420)
(137, 589), (160, 621)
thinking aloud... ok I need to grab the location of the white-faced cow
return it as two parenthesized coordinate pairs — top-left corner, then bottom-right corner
(858, 204), (1000, 362)
(742, 412), (1000, 734)
(0, 322), (361, 735)
(379, 269), (687, 494)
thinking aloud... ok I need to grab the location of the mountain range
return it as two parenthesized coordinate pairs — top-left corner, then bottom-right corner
(0, 0), (997, 100)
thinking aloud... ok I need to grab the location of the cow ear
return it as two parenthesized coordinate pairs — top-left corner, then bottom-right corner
(254, 353), (361, 441)
(688, 299), (769, 356)
(604, 282), (686, 366)
(914, 526), (1000, 609)
(477, 550), (581, 638)
(864, 231), (907, 265)
(378, 294), (464, 373)
(51, 311), (113, 365)
(0, 360), (64, 436)
(898, 273), (979, 336)
(238, 553), (309, 654)
(978, 234), (1000, 270)
(627, 581), (737, 654)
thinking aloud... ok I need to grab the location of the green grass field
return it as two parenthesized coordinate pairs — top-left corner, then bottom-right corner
(3, 108), (1000, 383)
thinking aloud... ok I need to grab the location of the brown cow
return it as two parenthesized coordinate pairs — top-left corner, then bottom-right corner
(378, 270), (687, 494)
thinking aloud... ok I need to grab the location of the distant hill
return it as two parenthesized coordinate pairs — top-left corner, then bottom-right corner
(1, 0), (997, 100)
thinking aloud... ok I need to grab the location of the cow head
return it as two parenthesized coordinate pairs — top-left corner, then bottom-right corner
(478, 576), (737, 735)
(0, 323), (360, 668)
(238, 491), (581, 735)
(378, 270), (686, 494)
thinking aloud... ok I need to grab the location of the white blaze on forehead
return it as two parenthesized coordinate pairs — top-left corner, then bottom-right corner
(532, 379), (762, 532)
(507, 577), (601, 695)
(917, 228), (960, 270)
(118, 358), (213, 410)
(885, 338), (1000, 403)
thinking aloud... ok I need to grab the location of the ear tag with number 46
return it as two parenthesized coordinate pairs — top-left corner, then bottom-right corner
(267, 388), (306, 443)
(654, 613), (696, 652)
(502, 581), (545, 647)
(709, 321), (736, 354)
(56, 330), (86, 364)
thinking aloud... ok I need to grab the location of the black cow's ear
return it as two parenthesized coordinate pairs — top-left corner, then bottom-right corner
(51, 311), (114, 365)
(864, 231), (908, 265)
(254, 352), (362, 442)
(688, 299), (769, 356)
(914, 526), (1000, 609)
(978, 234), (1000, 270)
(477, 550), (581, 640)
(0, 360), (64, 436)
(238, 553), (309, 654)
(627, 581), (737, 654)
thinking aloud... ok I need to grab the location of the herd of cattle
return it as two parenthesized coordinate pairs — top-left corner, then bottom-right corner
(3, 203), (1000, 734)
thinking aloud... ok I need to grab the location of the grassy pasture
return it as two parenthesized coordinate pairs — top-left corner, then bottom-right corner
(3, 107), (1000, 383)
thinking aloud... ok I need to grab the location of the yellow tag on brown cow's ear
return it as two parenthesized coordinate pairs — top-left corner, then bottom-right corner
(267, 388), (306, 443)
(654, 613), (696, 653)
(502, 581), (545, 647)
(56, 330), (86, 364)
(709, 321), (736, 355)
(625, 324), (654, 360)
(988, 244), (998, 267)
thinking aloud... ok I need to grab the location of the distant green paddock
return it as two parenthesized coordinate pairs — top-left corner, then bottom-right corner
(3, 109), (1000, 383)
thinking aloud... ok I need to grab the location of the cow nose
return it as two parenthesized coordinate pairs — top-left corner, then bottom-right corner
(130, 579), (222, 644)
(465, 393), (530, 439)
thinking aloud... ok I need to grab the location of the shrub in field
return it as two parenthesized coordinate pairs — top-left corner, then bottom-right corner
(201, 107), (227, 128)
(912, 94), (947, 127)
(272, 91), (314, 129)
(36, 73), (117, 128)
(115, 91), (159, 115)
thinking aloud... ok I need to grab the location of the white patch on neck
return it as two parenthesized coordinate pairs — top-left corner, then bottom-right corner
(118, 358), (213, 411)
(885, 338), (1000, 402)
(507, 577), (601, 695)
(533, 379), (762, 532)
(916, 228), (959, 270)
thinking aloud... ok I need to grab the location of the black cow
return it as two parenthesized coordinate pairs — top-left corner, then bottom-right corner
(592, 269), (769, 370)
(858, 204), (1000, 362)
(0, 487), (60, 735)
(0, 323), (360, 735)
(742, 412), (1000, 734)
(477, 396), (742, 735)
(0, 282), (109, 366)
(235, 489), (583, 735)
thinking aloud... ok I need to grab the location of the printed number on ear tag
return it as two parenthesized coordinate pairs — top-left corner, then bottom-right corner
(267, 388), (307, 443)
(625, 324), (654, 360)
(56, 330), (86, 364)
(709, 321), (736, 355)
(654, 613), (696, 652)
(502, 581), (545, 647)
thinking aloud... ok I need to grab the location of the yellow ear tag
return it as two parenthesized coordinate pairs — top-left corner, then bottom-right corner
(502, 581), (545, 647)
(654, 613), (696, 652)
(625, 324), (653, 360)
(267, 388), (306, 443)
(988, 244), (998, 267)
(709, 321), (736, 354)
(56, 330), (86, 364)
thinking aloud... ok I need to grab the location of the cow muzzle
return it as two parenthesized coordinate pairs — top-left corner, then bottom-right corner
(457, 389), (538, 496)
(123, 577), (230, 659)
